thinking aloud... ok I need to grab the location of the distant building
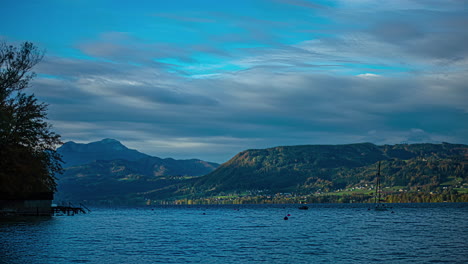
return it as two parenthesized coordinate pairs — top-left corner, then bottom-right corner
(0, 192), (53, 216)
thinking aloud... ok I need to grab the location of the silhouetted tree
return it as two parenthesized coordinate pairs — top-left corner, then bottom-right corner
(0, 41), (62, 197)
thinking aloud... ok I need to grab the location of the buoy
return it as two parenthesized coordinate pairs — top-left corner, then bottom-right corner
(284, 216), (289, 220)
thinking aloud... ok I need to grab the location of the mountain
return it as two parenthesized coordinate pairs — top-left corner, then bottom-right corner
(143, 142), (468, 203)
(57, 138), (151, 167)
(194, 142), (467, 193)
(193, 143), (387, 192)
(54, 139), (219, 203)
(55, 157), (219, 203)
(55, 141), (468, 204)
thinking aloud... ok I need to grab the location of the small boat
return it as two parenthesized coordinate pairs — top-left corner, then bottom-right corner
(298, 205), (309, 210)
(372, 161), (388, 211)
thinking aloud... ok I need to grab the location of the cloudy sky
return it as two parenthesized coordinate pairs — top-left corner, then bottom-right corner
(2, 0), (467, 163)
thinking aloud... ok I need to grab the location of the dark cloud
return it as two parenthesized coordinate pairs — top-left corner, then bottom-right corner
(330, 5), (468, 64)
(76, 32), (194, 64)
(369, 21), (425, 43)
(407, 31), (468, 61)
(22, 1), (468, 162)
(32, 49), (468, 163)
(36, 56), (128, 77)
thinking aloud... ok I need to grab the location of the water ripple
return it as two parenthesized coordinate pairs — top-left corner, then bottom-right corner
(1, 203), (467, 264)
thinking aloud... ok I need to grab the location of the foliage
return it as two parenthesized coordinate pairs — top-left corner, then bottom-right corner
(192, 143), (467, 194)
(55, 140), (468, 205)
(52, 142), (468, 205)
(54, 150), (218, 203)
(0, 41), (62, 198)
(140, 142), (467, 204)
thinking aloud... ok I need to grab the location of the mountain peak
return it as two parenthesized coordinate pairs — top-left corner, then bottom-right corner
(93, 138), (126, 150)
(58, 139), (150, 167)
(100, 138), (120, 144)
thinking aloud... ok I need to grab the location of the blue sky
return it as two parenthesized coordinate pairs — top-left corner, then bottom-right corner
(2, 0), (467, 163)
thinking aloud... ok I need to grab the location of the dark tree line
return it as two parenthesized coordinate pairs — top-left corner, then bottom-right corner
(0, 41), (62, 198)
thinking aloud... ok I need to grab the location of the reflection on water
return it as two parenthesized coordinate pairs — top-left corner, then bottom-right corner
(1, 203), (467, 264)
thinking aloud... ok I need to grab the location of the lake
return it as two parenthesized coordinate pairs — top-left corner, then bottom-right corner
(1, 203), (467, 264)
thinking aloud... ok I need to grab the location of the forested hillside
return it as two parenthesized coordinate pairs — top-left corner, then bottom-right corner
(143, 143), (467, 204)
(54, 139), (219, 203)
(55, 142), (467, 205)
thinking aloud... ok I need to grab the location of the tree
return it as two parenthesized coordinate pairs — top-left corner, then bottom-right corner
(0, 41), (62, 197)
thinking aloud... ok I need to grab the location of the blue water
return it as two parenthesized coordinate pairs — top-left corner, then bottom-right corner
(1, 203), (467, 264)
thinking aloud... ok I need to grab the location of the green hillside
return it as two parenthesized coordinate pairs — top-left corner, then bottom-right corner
(55, 156), (218, 204)
(143, 143), (468, 204)
(56, 142), (468, 205)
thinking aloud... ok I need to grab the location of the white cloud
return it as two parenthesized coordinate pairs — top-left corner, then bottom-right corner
(356, 73), (380, 78)
(22, 2), (468, 162)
